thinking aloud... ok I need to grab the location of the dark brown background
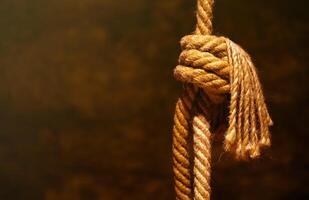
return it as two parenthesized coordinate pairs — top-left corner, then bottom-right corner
(0, 0), (308, 199)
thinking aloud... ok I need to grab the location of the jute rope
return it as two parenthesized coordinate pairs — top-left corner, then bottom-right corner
(172, 0), (273, 199)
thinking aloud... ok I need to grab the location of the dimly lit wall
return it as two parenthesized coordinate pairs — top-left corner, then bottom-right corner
(0, 0), (308, 199)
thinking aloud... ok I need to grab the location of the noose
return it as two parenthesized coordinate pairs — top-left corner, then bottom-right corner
(172, 0), (273, 200)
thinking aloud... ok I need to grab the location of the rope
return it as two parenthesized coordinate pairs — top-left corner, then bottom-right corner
(192, 1), (214, 199)
(172, 0), (273, 199)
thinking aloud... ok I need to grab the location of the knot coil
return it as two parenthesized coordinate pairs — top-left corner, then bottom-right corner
(174, 34), (273, 159)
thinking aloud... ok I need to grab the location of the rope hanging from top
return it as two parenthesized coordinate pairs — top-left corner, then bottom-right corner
(172, 0), (273, 199)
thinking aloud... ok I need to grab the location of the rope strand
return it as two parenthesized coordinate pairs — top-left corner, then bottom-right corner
(192, 0), (215, 199)
(172, 0), (272, 199)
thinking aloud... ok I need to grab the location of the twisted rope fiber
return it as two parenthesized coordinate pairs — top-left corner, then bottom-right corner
(172, 0), (273, 199)
(192, 1), (214, 200)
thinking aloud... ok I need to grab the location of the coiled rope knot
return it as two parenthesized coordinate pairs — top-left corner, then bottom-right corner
(174, 34), (273, 160)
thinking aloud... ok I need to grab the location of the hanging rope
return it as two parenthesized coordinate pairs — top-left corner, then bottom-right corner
(172, 0), (273, 200)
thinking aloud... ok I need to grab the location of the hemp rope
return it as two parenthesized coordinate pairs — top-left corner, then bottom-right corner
(172, 0), (273, 200)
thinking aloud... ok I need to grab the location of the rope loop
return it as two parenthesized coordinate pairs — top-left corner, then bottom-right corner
(174, 35), (229, 102)
(174, 34), (273, 160)
(172, 1), (272, 199)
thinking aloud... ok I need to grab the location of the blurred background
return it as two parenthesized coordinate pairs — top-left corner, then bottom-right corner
(0, 0), (308, 199)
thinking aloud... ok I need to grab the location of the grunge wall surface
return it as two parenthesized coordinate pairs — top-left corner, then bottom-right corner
(0, 0), (308, 199)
